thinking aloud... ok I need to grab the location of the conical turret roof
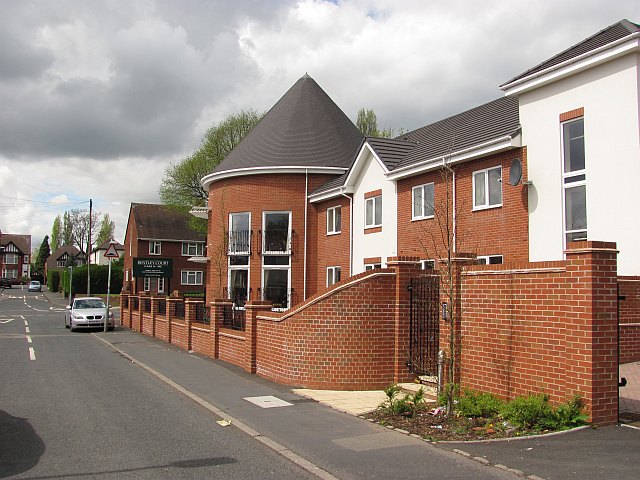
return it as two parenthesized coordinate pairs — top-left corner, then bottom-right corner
(208, 75), (363, 178)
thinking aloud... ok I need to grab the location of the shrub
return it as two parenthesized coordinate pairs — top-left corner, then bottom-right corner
(500, 393), (553, 430)
(542, 395), (588, 430)
(48, 270), (60, 292)
(456, 389), (504, 418)
(380, 384), (426, 417)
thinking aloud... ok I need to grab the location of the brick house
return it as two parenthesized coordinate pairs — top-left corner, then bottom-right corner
(0, 232), (31, 283)
(45, 245), (85, 281)
(123, 203), (206, 296)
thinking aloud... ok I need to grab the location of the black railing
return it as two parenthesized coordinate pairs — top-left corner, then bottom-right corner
(158, 299), (166, 315)
(227, 230), (251, 255)
(195, 304), (210, 324)
(223, 287), (250, 308)
(142, 298), (151, 313)
(131, 297), (139, 310)
(174, 301), (185, 319)
(259, 287), (294, 310)
(259, 229), (294, 255)
(222, 305), (246, 331)
(123, 297), (129, 308)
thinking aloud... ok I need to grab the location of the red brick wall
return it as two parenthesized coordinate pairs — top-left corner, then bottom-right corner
(396, 148), (529, 263)
(206, 173), (337, 306)
(218, 330), (247, 366)
(619, 277), (640, 363)
(254, 270), (400, 389)
(620, 325), (640, 364)
(454, 241), (619, 425)
(155, 316), (169, 342)
(191, 324), (212, 356)
(171, 322), (188, 350)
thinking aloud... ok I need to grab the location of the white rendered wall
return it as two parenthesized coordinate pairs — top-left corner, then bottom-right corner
(352, 151), (398, 274)
(520, 53), (640, 275)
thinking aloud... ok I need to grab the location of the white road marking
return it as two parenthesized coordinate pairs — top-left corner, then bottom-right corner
(0, 319), (14, 323)
(29, 347), (36, 360)
(25, 327), (30, 333)
(26, 335), (32, 343)
(24, 320), (28, 326)
(244, 396), (294, 408)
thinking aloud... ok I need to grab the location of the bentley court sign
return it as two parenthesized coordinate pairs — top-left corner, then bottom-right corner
(133, 258), (173, 278)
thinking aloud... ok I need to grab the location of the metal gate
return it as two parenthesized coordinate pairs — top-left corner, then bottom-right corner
(407, 275), (440, 376)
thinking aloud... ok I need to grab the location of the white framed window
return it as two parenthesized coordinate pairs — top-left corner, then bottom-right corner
(228, 255), (249, 307)
(4, 253), (18, 264)
(182, 242), (204, 256)
(157, 277), (165, 294)
(473, 166), (502, 210)
(263, 211), (291, 254)
(365, 195), (382, 228)
(143, 277), (151, 291)
(562, 118), (587, 244)
(229, 212), (251, 255)
(181, 270), (203, 285)
(421, 259), (435, 270)
(365, 263), (382, 271)
(412, 183), (435, 220)
(149, 241), (161, 255)
(262, 255), (290, 310)
(477, 255), (503, 265)
(327, 206), (342, 234)
(327, 266), (341, 286)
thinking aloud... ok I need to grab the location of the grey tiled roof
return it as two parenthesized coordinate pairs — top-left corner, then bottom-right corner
(0, 234), (31, 255)
(309, 172), (349, 196)
(130, 203), (205, 242)
(394, 96), (520, 170)
(46, 245), (83, 271)
(502, 19), (640, 87)
(212, 74), (363, 174)
(366, 137), (417, 171)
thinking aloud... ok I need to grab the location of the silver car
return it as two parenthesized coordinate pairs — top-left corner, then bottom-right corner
(65, 297), (115, 331)
(28, 281), (42, 292)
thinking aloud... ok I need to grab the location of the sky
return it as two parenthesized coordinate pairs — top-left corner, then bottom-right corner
(0, 0), (638, 251)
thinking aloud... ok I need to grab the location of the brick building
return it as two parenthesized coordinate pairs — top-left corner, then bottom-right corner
(45, 245), (85, 281)
(123, 203), (206, 296)
(0, 232), (31, 283)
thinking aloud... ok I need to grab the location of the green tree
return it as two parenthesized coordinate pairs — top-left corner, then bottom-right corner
(51, 216), (61, 251)
(33, 235), (50, 275)
(356, 107), (400, 138)
(96, 213), (115, 246)
(62, 211), (73, 246)
(159, 109), (262, 209)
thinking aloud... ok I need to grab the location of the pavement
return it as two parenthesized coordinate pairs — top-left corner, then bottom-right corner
(41, 288), (640, 480)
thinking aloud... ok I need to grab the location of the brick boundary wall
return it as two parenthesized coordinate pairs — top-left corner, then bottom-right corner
(619, 277), (640, 363)
(454, 241), (619, 425)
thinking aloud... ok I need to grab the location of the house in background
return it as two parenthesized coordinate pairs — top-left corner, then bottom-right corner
(0, 232), (32, 283)
(92, 240), (125, 265)
(45, 245), (85, 281)
(123, 203), (207, 296)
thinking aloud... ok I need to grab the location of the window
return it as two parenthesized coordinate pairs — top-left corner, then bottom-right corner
(149, 241), (161, 255)
(143, 277), (151, 291)
(262, 255), (290, 309)
(477, 255), (503, 265)
(263, 211), (291, 254)
(365, 263), (382, 271)
(229, 212), (251, 254)
(365, 195), (382, 228)
(4, 253), (18, 264)
(412, 183), (435, 220)
(181, 270), (203, 285)
(228, 255), (249, 307)
(562, 118), (587, 244)
(473, 166), (502, 210)
(421, 259), (435, 270)
(327, 266), (341, 286)
(157, 277), (165, 294)
(327, 206), (341, 234)
(182, 242), (204, 256)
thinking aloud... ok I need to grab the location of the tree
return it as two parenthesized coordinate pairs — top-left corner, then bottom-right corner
(356, 108), (400, 138)
(159, 109), (262, 210)
(96, 213), (115, 246)
(51, 216), (61, 251)
(62, 212), (73, 246)
(33, 236), (50, 275)
(67, 208), (100, 254)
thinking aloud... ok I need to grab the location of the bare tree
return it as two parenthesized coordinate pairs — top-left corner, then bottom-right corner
(208, 189), (228, 299)
(67, 209), (100, 254)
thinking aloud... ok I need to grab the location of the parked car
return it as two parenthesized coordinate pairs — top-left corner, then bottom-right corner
(28, 281), (42, 292)
(65, 297), (115, 332)
(0, 278), (11, 289)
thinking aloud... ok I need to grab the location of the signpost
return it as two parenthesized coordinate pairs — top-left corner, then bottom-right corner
(103, 241), (120, 332)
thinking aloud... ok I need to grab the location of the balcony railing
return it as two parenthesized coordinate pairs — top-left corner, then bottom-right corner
(227, 230), (251, 255)
(223, 287), (250, 308)
(222, 305), (246, 331)
(259, 287), (294, 311)
(259, 229), (293, 255)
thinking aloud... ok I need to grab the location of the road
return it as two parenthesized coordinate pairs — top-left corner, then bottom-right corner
(0, 288), (316, 479)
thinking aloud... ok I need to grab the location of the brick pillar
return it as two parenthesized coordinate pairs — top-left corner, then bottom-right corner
(120, 294), (130, 328)
(166, 298), (179, 344)
(244, 301), (273, 374)
(566, 241), (619, 426)
(387, 256), (422, 383)
(150, 297), (159, 337)
(211, 299), (232, 359)
(184, 299), (198, 351)
(138, 295), (145, 333)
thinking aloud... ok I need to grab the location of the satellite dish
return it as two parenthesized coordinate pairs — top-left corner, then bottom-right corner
(509, 158), (522, 186)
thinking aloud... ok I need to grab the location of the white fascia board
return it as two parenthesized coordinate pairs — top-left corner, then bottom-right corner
(138, 238), (205, 243)
(343, 143), (390, 188)
(386, 134), (521, 181)
(501, 34), (639, 96)
(308, 186), (355, 203)
(201, 166), (347, 190)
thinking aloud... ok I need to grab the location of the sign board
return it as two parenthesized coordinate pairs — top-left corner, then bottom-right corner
(104, 243), (120, 258)
(133, 258), (173, 278)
